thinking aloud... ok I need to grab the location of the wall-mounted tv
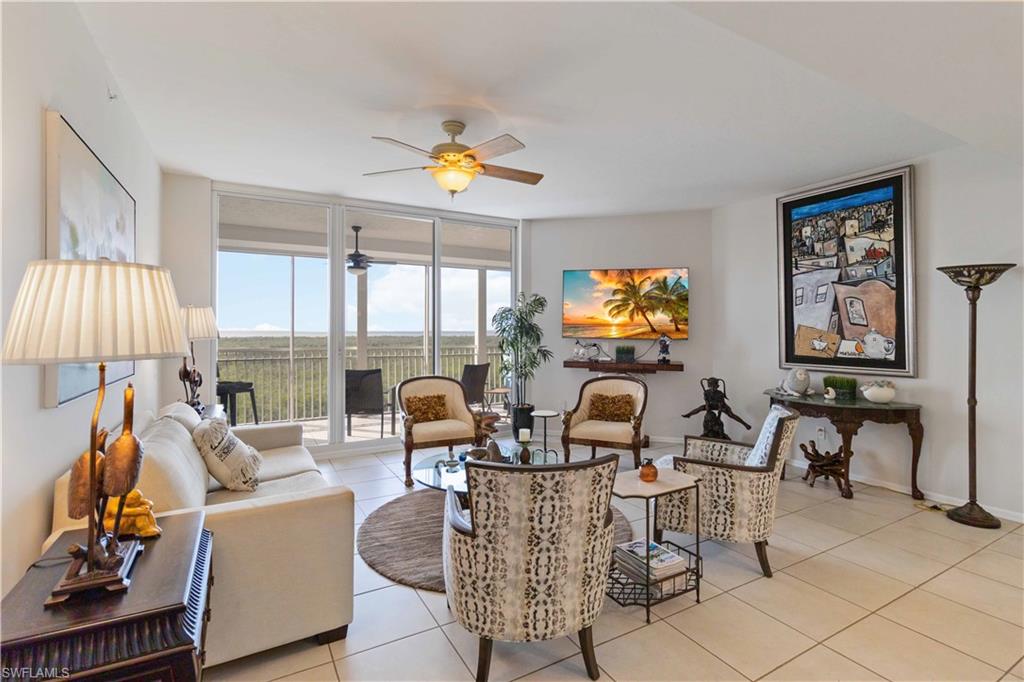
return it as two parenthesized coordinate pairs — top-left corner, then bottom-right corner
(562, 268), (689, 340)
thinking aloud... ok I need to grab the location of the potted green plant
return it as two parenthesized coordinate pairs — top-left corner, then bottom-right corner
(492, 293), (554, 434)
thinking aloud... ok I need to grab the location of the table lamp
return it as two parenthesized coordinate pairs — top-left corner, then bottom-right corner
(179, 305), (219, 413)
(937, 262), (1017, 529)
(2, 259), (186, 603)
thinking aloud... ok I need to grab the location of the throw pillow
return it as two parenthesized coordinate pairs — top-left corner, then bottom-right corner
(192, 418), (262, 492)
(405, 394), (449, 423)
(589, 393), (635, 422)
(744, 405), (792, 467)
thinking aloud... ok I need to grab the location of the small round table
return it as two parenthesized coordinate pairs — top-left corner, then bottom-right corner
(531, 410), (560, 462)
(412, 442), (544, 497)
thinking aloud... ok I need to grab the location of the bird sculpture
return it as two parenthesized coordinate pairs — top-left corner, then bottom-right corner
(67, 428), (108, 520)
(779, 368), (814, 396)
(102, 384), (145, 548)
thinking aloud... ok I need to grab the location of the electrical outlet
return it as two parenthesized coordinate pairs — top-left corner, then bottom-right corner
(815, 427), (826, 442)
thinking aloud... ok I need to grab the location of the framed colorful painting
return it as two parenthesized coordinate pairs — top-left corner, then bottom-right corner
(44, 112), (137, 406)
(777, 166), (916, 376)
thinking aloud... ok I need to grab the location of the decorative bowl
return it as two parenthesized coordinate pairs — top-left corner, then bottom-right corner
(860, 381), (896, 404)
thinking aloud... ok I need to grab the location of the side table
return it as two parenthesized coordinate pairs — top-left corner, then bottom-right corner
(531, 409), (560, 462)
(607, 469), (701, 623)
(2, 511), (213, 681)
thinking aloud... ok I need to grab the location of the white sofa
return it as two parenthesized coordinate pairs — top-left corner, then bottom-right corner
(47, 403), (354, 667)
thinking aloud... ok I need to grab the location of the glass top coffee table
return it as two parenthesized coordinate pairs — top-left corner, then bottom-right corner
(411, 440), (552, 496)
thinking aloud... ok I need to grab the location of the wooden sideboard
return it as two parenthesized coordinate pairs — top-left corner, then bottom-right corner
(765, 389), (924, 500)
(2, 511), (212, 681)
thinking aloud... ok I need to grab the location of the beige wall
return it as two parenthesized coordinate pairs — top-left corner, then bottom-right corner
(1, 3), (163, 594)
(160, 173), (215, 407)
(526, 211), (715, 441)
(710, 146), (1023, 519)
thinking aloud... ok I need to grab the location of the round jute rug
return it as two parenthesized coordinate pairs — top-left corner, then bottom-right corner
(357, 489), (634, 592)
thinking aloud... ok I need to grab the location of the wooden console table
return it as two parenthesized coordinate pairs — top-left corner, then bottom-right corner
(765, 389), (924, 500)
(563, 359), (684, 374)
(2, 511), (212, 681)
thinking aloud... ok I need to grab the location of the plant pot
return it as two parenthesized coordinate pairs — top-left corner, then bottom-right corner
(512, 404), (535, 434)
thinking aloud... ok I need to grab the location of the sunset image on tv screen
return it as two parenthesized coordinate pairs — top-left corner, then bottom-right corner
(562, 268), (689, 340)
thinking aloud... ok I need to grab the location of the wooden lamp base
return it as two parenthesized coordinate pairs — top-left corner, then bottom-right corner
(46, 539), (144, 607)
(946, 501), (1001, 529)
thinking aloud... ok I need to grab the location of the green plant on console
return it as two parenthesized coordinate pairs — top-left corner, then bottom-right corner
(823, 375), (858, 401)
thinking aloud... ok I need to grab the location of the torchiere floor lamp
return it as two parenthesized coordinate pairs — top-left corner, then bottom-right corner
(937, 262), (1017, 529)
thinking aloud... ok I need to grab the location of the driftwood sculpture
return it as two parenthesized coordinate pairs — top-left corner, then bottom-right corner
(682, 377), (752, 440)
(799, 440), (845, 490)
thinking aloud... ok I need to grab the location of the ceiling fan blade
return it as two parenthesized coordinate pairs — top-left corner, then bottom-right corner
(465, 134), (525, 162)
(479, 164), (544, 185)
(363, 166), (431, 176)
(366, 259), (399, 265)
(371, 137), (437, 159)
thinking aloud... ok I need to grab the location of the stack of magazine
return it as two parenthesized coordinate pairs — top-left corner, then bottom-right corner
(613, 540), (687, 585)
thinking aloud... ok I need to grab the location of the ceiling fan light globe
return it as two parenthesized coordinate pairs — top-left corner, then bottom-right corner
(431, 166), (475, 194)
(347, 265), (368, 276)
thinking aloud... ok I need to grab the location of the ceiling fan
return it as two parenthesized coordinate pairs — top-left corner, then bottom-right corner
(365, 120), (544, 198)
(346, 225), (396, 276)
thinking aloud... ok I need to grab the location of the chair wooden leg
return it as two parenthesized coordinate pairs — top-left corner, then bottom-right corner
(476, 637), (493, 682)
(652, 527), (663, 544)
(314, 625), (348, 645)
(403, 442), (414, 487)
(591, 445), (597, 459)
(579, 626), (600, 680)
(562, 439), (571, 464)
(632, 442), (641, 469)
(754, 540), (772, 577)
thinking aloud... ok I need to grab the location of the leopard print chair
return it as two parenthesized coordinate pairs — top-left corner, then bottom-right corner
(443, 455), (619, 682)
(654, 406), (799, 577)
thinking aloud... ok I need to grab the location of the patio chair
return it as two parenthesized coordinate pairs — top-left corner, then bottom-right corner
(345, 369), (385, 438)
(460, 363), (490, 408)
(444, 454), (619, 681)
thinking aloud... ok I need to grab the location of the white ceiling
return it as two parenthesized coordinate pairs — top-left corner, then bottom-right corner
(78, 2), (1018, 220)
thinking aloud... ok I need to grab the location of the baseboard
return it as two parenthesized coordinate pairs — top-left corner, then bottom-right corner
(784, 458), (1024, 524)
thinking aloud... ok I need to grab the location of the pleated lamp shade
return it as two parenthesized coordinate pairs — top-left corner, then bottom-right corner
(182, 305), (219, 341)
(2, 259), (187, 365)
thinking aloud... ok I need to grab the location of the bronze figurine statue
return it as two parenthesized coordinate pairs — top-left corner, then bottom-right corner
(682, 377), (751, 440)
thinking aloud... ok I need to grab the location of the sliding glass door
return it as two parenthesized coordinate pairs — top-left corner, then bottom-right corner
(342, 210), (434, 444)
(216, 195), (330, 447)
(214, 190), (516, 451)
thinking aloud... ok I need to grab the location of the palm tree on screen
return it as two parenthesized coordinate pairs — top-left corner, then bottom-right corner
(603, 273), (658, 333)
(650, 275), (689, 332)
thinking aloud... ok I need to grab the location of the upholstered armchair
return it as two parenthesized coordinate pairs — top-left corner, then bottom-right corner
(397, 375), (484, 487)
(443, 455), (619, 682)
(562, 376), (647, 468)
(654, 406), (799, 577)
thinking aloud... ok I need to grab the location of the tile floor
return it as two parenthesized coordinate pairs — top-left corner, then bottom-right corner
(205, 443), (1024, 682)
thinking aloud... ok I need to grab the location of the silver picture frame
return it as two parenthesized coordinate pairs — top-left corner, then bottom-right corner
(777, 165), (916, 377)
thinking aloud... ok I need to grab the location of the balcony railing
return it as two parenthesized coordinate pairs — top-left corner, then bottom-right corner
(217, 345), (504, 425)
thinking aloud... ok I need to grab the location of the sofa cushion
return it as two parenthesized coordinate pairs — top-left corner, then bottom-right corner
(194, 418), (263, 492)
(259, 445), (319, 482)
(571, 419), (633, 444)
(136, 417), (209, 512)
(411, 418), (474, 443)
(159, 402), (202, 433)
(204, 470), (328, 505)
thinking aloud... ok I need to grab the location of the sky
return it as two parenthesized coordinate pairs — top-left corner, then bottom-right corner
(562, 268), (688, 325)
(218, 251), (510, 334)
(790, 185), (893, 221)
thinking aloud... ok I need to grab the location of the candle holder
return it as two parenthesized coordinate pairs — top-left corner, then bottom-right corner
(937, 263), (1017, 529)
